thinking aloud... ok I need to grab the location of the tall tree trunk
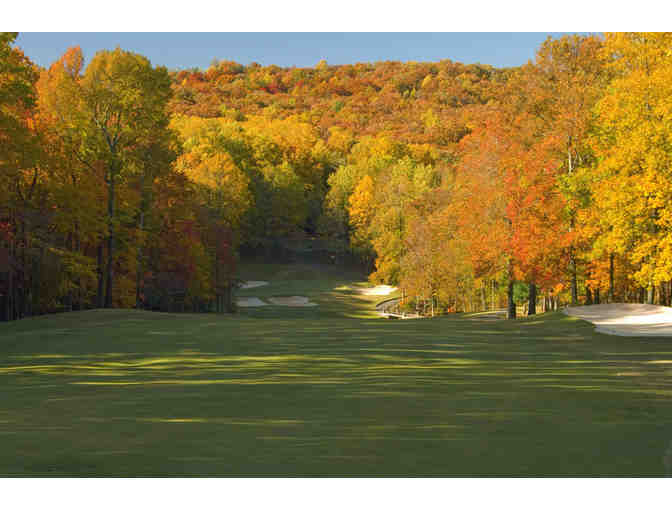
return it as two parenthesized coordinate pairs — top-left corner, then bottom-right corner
(215, 251), (222, 314)
(528, 282), (537, 316)
(75, 228), (82, 310)
(647, 284), (654, 305)
(135, 209), (145, 309)
(72, 172), (82, 310)
(659, 284), (666, 307)
(65, 232), (74, 312)
(585, 268), (593, 305)
(135, 168), (152, 310)
(32, 245), (43, 317)
(7, 236), (14, 320)
(567, 144), (579, 307)
(608, 253), (615, 303)
(507, 279), (516, 320)
(569, 253), (578, 305)
(19, 217), (28, 318)
(96, 243), (105, 308)
(104, 171), (115, 308)
(595, 287), (601, 305)
(491, 279), (496, 311)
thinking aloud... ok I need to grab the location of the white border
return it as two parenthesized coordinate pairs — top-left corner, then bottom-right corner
(0, 478), (665, 510)
(3, 1), (670, 31)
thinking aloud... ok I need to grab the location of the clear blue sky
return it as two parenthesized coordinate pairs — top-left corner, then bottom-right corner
(14, 33), (593, 70)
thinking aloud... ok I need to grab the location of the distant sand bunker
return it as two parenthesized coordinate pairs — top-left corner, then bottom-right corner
(564, 303), (672, 337)
(359, 285), (397, 296)
(237, 297), (268, 307)
(240, 281), (269, 289)
(268, 296), (318, 307)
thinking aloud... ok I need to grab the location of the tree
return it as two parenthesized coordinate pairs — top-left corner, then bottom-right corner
(0, 32), (40, 320)
(530, 35), (607, 305)
(348, 157), (439, 285)
(453, 112), (514, 317)
(171, 115), (254, 311)
(590, 33), (672, 297)
(38, 46), (173, 307)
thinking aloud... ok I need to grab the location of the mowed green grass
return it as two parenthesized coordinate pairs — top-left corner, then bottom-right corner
(235, 262), (399, 317)
(2, 268), (672, 476)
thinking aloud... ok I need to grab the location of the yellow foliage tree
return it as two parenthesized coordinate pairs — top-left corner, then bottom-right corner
(591, 33), (672, 300)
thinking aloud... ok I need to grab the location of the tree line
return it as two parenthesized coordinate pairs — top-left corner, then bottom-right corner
(2, 32), (671, 320)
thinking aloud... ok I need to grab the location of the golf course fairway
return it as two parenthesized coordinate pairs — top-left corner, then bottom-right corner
(2, 265), (672, 476)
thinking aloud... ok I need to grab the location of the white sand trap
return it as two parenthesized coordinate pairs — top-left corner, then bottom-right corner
(359, 285), (397, 296)
(268, 296), (318, 307)
(564, 303), (672, 337)
(236, 297), (269, 307)
(240, 280), (269, 289)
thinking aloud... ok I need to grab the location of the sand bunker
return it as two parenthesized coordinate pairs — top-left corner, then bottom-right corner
(564, 303), (672, 337)
(236, 297), (269, 307)
(240, 281), (269, 289)
(268, 296), (318, 307)
(236, 295), (318, 307)
(359, 285), (397, 296)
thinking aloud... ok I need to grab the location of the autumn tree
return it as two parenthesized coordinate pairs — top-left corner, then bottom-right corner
(172, 115), (253, 311)
(528, 35), (607, 305)
(348, 156), (439, 285)
(38, 47), (173, 307)
(588, 33), (672, 303)
(452, 112), (514, 316)
(0, 32), (41, 320)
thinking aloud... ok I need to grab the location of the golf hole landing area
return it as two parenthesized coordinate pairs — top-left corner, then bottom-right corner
(564, 303), (672, 336)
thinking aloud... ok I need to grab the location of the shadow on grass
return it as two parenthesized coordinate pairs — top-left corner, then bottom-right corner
(3, 308), (672, 475)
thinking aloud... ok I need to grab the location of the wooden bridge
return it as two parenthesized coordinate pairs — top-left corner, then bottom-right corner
(376, 297), (421, 319)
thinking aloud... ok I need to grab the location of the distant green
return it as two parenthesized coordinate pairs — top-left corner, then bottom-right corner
(1, 264), (671, 476)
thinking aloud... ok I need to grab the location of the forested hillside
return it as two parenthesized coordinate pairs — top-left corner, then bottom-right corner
(3, 32), (672, 320)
